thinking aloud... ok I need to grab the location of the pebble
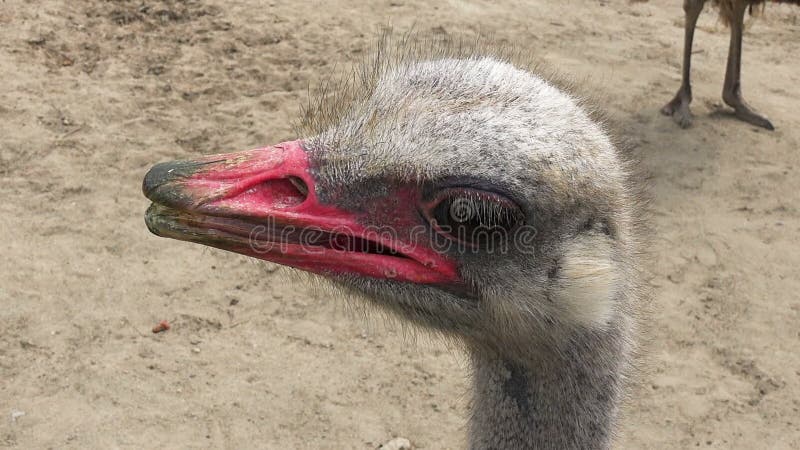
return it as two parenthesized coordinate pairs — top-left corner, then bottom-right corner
(10, 410), (25, 423)
(378, 437), (412, 450)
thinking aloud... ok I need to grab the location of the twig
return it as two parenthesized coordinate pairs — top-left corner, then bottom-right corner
(59, 125), (84, 139)
(122, 317), (147, 337)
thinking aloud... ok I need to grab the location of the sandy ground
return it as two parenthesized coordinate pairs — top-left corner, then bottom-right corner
(1, 0), (799, 448)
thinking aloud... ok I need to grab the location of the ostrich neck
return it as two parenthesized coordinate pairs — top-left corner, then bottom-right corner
(467, 329), (626, 449)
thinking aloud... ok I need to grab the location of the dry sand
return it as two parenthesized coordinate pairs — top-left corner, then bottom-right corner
(1, 0), (799, 448)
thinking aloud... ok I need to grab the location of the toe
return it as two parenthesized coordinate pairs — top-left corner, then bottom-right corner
(736, 110), (775, 130)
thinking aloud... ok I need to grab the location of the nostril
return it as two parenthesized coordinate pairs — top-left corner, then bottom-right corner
(288, 176), (309, 197)
(244, 177), (309, 209)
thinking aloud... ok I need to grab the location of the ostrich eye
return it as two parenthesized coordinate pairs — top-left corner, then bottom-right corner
(426, 188), (524, 248)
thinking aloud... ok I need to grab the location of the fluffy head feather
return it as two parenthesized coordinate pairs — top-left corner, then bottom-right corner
(290, 32), (645, 364)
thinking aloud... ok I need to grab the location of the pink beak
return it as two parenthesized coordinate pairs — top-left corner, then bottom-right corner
(143, 141), (460, 285)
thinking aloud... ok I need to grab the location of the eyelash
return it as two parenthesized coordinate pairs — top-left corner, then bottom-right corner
(422, 188), (523, 247)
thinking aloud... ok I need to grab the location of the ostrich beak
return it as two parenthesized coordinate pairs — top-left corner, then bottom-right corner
(143, 140), (460, 284)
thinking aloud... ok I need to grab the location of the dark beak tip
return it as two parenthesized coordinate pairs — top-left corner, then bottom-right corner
(143, 161), (175, 198)
(143, 159), (212, 198)
(144, 204), (164, 237)
(143, 160), (200, 214)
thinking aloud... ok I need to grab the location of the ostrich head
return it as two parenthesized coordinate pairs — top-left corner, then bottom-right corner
(144, 40), (643, 447)
(143, 46), (639, 365)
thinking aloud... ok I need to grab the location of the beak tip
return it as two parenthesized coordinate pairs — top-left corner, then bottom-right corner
(144, 204), (163, 237)
(143, 159), (212, 198)
(142, 161), (174, 198)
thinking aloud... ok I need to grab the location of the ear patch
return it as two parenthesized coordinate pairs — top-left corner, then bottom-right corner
(551, 235), (619, 328)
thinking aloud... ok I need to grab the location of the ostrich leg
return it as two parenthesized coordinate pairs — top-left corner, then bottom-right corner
(721, 0), (775, 130)
(662, 0), (706, 128)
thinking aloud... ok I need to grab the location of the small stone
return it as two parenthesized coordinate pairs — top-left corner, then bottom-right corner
(152, 320), (170, 333)
(192, 347), (200, 354)
(378, 437), (412, 450)
(10, 410), (25, 422)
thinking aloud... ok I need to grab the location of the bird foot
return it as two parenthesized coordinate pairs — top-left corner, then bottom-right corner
(661, 92), (693, 129)
(722, 93), (774, 130)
